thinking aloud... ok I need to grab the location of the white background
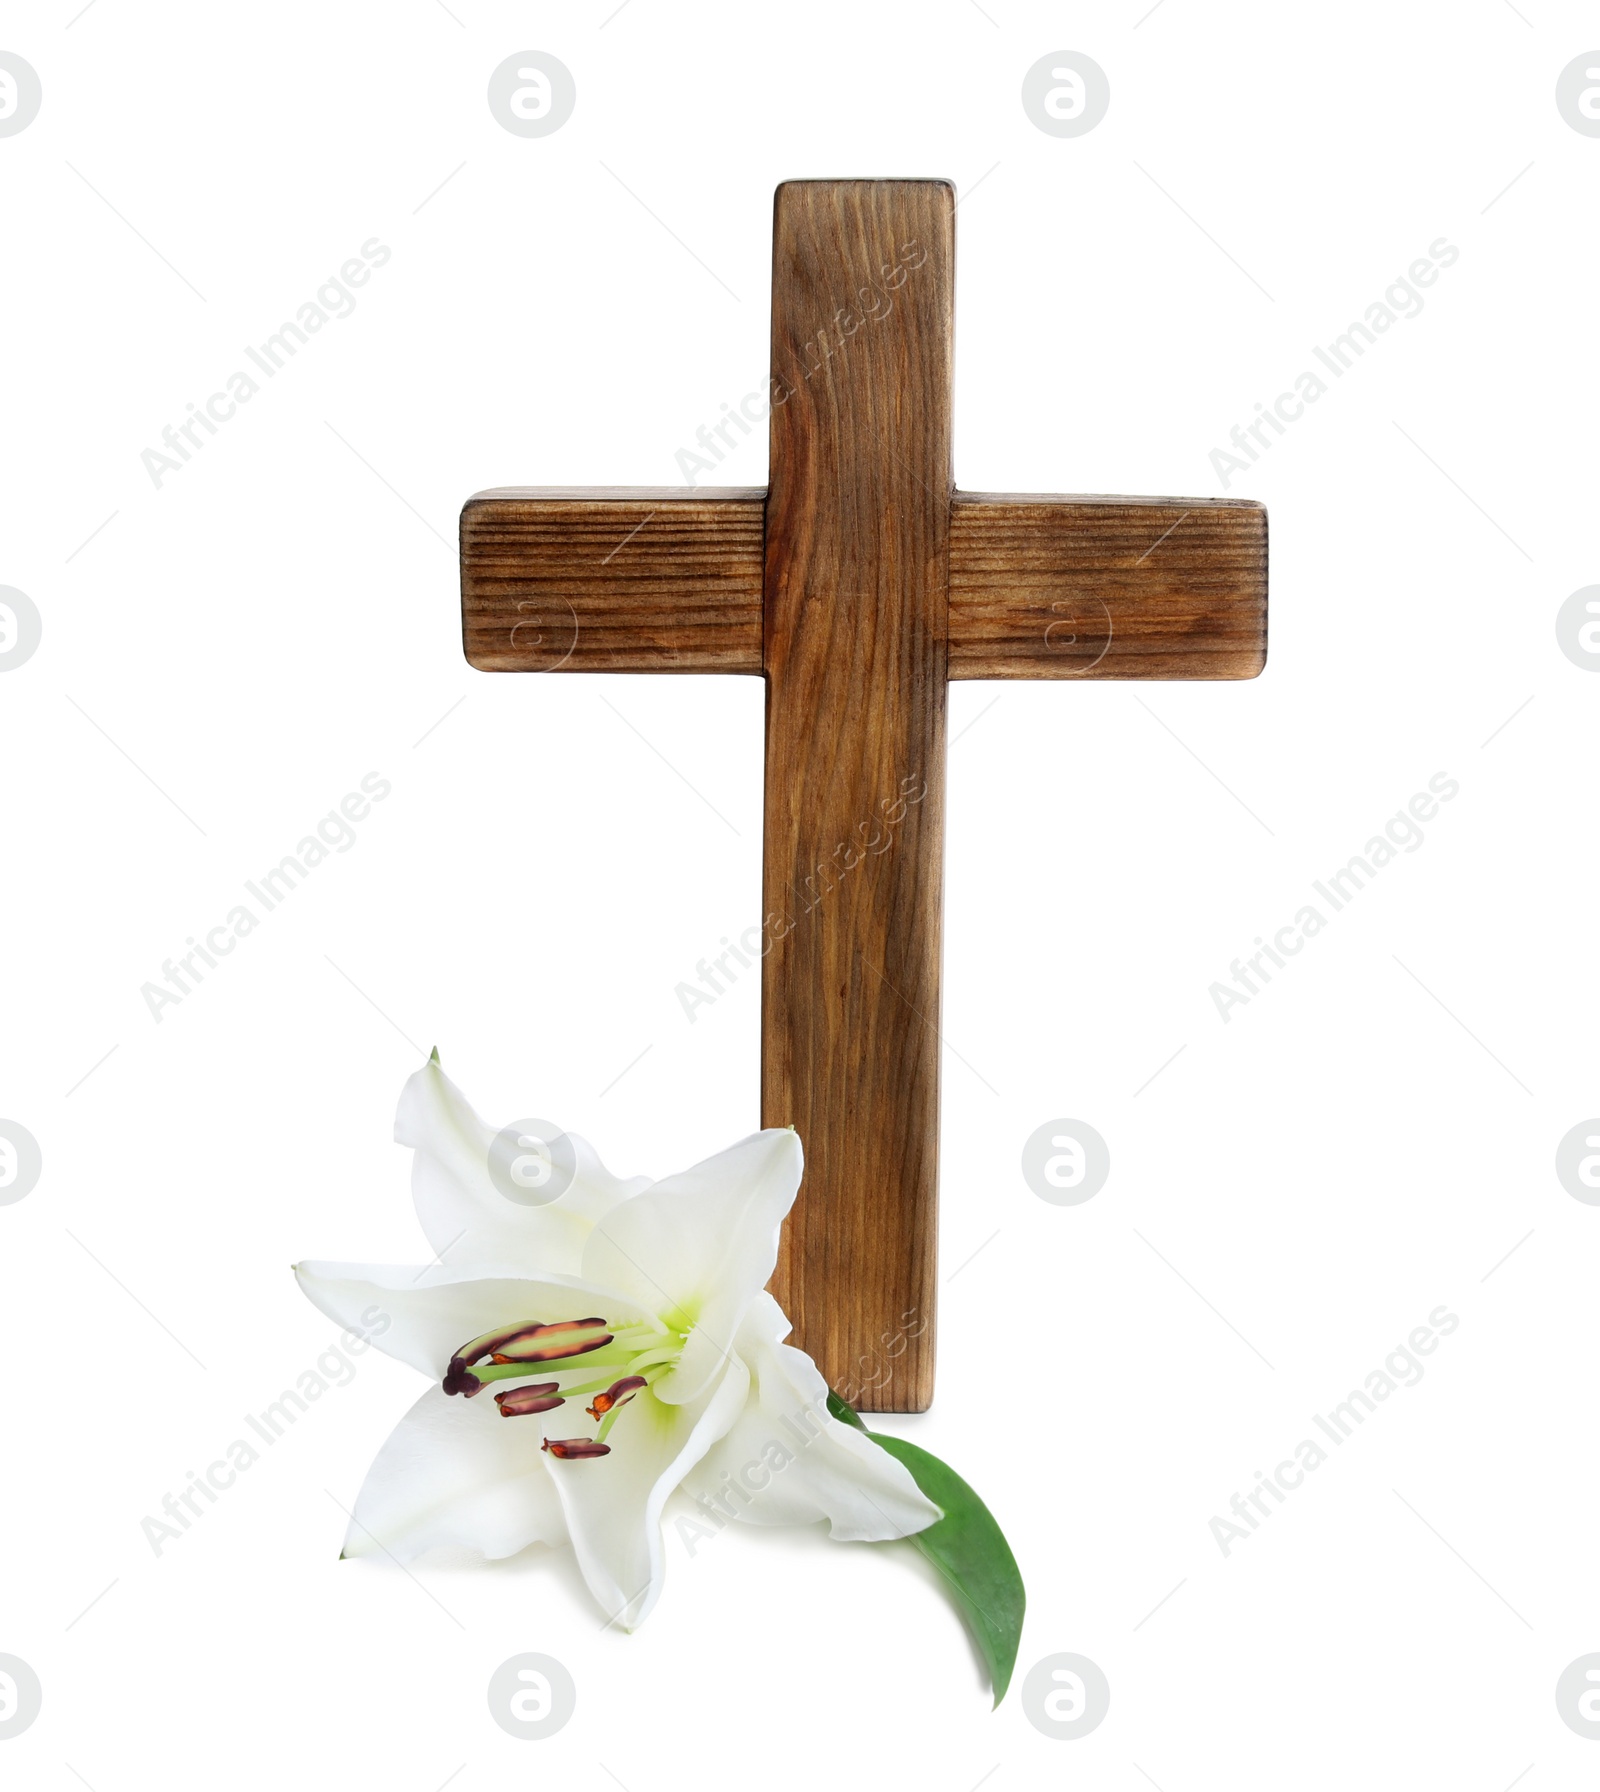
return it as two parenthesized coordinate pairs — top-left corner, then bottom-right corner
(2, 2), (1597, 1786)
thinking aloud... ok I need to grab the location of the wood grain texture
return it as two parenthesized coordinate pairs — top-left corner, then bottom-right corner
(760, 179), (954, 1412)
(949, 493), (1267, 680)
(461, 488), (765, 673)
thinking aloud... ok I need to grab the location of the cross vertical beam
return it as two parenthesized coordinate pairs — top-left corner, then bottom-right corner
(762, 181), (953, 1413)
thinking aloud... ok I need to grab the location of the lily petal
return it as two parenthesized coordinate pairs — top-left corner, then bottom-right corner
(294, 1260), (659, 1381)
(546, 1354), (751, 1630)
(339, 1386), (567, 1564)
(682, 1294), (942, 1541)
(396, 1057), (649, 1276)
(581, 1128), (803, 1405)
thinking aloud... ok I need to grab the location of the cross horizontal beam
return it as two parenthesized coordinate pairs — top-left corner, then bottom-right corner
(461, 487), (765, 673)
(461, 488), (1266, 679)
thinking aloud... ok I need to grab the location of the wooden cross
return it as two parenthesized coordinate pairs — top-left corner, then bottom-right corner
(460, 179), (1266, 1411)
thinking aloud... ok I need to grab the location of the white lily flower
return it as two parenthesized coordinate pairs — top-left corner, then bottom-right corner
(295, 1057), (941, 1629)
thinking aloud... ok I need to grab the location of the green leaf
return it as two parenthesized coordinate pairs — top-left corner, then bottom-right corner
(827, 1388), (868, 1430)
(828, 1390), (1025, 1706)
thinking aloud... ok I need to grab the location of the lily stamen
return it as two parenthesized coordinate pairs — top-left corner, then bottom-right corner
(491, 1319), (615, 1362)
(444, 1317), (621, 1397)
(585, 1375), (647, 1421)
(542, 1437), (611, 1460)
(494, 1382), (564, 1418)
